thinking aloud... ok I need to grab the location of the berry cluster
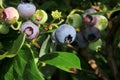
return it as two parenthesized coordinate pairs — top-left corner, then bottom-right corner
(50, 8), (108, 51)
(0, 0), (108, 51)
(75, 8), (108, 51)
(0, 1), (48, 40)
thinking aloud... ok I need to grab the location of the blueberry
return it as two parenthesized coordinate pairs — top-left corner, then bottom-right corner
(83, 15), (98, 26)
(83, 27), (101, 42)
(17, 2), (36, 18)
(94, 15), (108, 31)
(54, 24), (76, 44)
(51, 31), (59, 43)
(67, 13), (82, 28)
(20, 21), (39, 40)
(75, 32), (89, 48)
(88, 39), (102, 51)
(3, 7), (19, 24)
(83, 8), (97, 15)
(32, 10), (48, 24)
(83, 8), (98, 26)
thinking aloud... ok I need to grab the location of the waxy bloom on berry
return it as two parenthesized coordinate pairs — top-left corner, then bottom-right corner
(17, 2), (36, 18)
(20, 21), (39, 40)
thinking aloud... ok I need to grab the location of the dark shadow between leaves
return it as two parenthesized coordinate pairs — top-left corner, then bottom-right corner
(39, 53), (59, 61)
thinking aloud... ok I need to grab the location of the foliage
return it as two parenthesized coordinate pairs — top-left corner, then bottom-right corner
(0, 0), (120, 80)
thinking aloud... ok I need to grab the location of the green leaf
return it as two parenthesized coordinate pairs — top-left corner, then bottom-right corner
(0, 33), (26, 60)
(40, 52), (81, 73)
(7, 33), (26, 57)
(13, 50), (28, 78)
(40, 65), (56, 79)
(22, 46), (45, 80)
(4, 65), (14, 80)
(39, 35), (50, 57)
(12, 45), (44, 80)
(23, 60), (45, 80)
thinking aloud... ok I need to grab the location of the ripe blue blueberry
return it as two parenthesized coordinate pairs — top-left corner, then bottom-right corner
(53, 24), (76, 44)
(75, 32), (89, 48)
(83, 27), (101, 42)
(20, 21), (39, 40)
(17, 2), (36, 18)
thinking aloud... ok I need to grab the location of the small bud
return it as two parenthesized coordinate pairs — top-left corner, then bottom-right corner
(51, 10), (62, 19)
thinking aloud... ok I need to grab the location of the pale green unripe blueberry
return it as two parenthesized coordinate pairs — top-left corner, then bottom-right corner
(95, 15), (108, 31)
(68, 13), (82, 28)
(88, 39), (102, 51)
(32, 9), (48, 24)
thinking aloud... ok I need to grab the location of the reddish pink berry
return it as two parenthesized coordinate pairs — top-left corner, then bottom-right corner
(3, 7), (19, 24)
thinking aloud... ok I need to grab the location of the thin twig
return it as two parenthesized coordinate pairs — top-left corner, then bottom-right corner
(67, 45), (110, 80)
(105, 12), (120, 80)
(78, 48), (110, 80)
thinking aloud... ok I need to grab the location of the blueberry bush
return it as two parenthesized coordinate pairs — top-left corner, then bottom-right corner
(0, 0), (120, 80)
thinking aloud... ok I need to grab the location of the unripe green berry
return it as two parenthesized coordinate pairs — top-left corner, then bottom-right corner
(88, 39), (102, 51)
(32, 9), (48, 24)
(95, 15), (108, 31)
(67, 13), (82, 28)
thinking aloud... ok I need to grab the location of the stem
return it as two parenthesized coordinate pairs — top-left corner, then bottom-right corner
(106, 45), (119, 80)
(105, 12), (120, 80)
(0, 0), (4, 9)
(78, 48), (109, 80)
(67, 45), (110, 80)
(11, 21), (22, 30)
